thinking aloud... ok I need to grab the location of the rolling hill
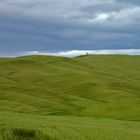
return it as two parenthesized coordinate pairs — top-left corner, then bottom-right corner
(0, 55), (140, 140)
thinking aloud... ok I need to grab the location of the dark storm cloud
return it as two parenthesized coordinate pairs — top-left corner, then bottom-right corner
(0, 0), (139, 56)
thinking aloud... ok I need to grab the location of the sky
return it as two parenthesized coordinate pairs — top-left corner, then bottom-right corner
(0, 0), (140, 56)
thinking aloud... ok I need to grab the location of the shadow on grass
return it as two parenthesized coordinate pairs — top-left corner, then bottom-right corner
(1, 128), (57, 140)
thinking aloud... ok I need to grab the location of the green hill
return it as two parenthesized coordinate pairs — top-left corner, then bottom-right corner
(0, 55), (140, 140)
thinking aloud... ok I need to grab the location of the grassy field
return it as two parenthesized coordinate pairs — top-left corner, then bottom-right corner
(0, 111), (140, 140)
(0, 55), (140, 139)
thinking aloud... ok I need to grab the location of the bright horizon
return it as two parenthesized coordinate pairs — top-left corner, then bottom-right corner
(1, 49), (140, 57)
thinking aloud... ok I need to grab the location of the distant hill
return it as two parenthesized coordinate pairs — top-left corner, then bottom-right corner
(0, 55), (139, 121)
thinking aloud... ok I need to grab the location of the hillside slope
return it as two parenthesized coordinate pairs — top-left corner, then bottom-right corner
(0, 55), (140, 120)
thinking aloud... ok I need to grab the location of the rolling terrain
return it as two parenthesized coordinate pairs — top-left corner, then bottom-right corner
(0, 55), (140, 140)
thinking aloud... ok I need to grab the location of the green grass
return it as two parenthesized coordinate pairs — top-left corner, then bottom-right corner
(0, 55), (140, 139)
(0, 112), (140, 140)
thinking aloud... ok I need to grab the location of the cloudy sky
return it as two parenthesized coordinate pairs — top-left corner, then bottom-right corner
(0, 0), (140, 56)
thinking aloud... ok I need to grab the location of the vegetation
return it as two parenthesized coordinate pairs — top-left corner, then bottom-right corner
(0, 55), (140, 139)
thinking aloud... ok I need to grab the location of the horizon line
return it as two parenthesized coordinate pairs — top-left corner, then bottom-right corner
(1, 49), (140, 58)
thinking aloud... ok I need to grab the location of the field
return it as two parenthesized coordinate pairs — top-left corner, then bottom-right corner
(0, 55), (140, 139)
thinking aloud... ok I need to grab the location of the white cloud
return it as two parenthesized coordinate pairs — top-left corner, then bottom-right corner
(94, 13), (109, 22)
(106, 6), (140, 25)
(82, 6), (140, 26)
(22, 49), (140, 57)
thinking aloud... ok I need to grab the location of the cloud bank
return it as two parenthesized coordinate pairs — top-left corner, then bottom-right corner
(0, 0), (139, 54)
(22, 49), (140, 57)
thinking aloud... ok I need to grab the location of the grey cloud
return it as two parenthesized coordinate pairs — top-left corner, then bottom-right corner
(117, 0), (140, 5)
(0, 0), (139, 27)
(0, 0), (139, 55)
